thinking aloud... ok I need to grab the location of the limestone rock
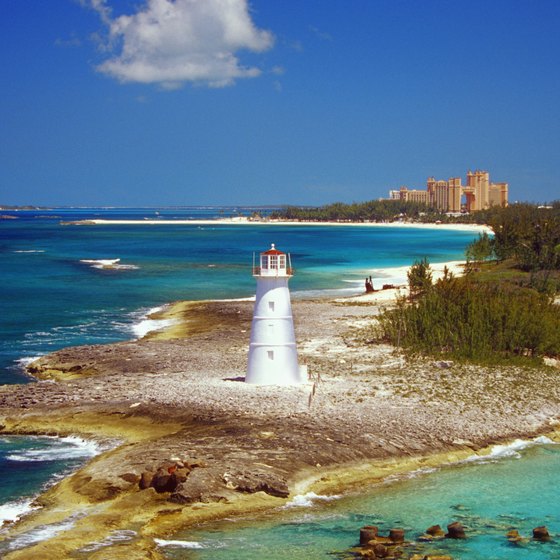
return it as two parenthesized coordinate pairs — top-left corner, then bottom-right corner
(170, 467), (229, 504)
(222, 469), (289, 498)
(139, 470), (155, 490)
(533, 526), (550, 541)
(119, 472), (140, 484)
(359, 525), (379, 545)
(151, 467), (175, 493)
(389, 528), (405, 543)
(418, 524), (446, 541)
(372, 542), (388, 557)
(446, 521), (466, 539)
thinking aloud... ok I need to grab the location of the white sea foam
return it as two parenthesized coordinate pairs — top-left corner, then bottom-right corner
(463, 436), (555, 464)
(154, 538), (205, 548)
(131, 306), (178, 338)
(382, 466), (439, 486)
(6, 436), (102, 463)
(15, 356), (44, 368)
(13, 250), (45, 253)
(0, 499), (38, 525)
(80, 530), (138, 552)
(80, 258), (139, 270)
(6, 517), (77, 551)
(283, 492), (341, 508)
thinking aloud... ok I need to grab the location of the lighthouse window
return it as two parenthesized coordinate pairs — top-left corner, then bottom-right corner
(279, 255), (286, 268)
(269, 255), (278, 269)
(261, 255), (269, 269)
(267, 350), (274, 360)
(269, 301), (275, 311)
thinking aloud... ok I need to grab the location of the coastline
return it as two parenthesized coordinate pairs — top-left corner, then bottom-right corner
(63, 216), (493, 234)
(2, 263), (559, 558)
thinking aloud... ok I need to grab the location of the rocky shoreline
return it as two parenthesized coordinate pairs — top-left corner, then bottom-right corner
(1, 296), (560, 559)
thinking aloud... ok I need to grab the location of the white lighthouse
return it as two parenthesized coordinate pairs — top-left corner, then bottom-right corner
(246, 244), (305, 385)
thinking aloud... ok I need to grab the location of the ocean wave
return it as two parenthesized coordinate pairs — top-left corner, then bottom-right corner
(5, 517), (78, 551)
(79, 258), (139, 270)
(13, 250), (45, 253)
(154, 538), (205, 549)
(463, 436), (555, 464)
(283, 492), (341, 508)
(130, 306), (178, 338)
(15, 355), (44, 369)
(6, 436), (102, 463)
(382, 466), (439, 486)
(0, 499), (38, 525)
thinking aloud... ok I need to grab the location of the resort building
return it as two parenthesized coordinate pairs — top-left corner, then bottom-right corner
(393, 170), (508, 213)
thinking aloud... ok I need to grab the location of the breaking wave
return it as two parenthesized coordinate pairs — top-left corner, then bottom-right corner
(283, 492), (341, 508)
(462, 436), (555, 464)
(6, 436), (102, 463)
(154, 538), (205, 549)
(79, 258), (139, 270)
(130, 306), (178, 338)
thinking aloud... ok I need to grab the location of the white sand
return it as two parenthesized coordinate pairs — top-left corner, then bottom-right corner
(73, 217), (492, 233)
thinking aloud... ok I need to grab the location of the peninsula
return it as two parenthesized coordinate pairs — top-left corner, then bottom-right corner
(1, 286), (559, 559)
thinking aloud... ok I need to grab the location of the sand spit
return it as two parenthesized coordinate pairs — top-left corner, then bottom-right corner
(1, 294), (559, 559)
(62, 216), (492, 233)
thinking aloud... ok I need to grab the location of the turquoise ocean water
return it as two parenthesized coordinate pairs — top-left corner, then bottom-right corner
(2, 207), (557, 557)
(162, 439), (560, 560)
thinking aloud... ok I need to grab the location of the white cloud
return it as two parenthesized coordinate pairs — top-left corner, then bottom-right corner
(88, 0), (274, 88)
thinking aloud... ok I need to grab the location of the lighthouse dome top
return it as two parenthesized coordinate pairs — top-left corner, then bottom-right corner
(262, 243), (285, 256)
(253, 243), (293, 277)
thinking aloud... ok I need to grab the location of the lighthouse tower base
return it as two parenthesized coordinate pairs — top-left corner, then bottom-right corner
(246, 349), (306, 385)
(246, 262), (306, 385)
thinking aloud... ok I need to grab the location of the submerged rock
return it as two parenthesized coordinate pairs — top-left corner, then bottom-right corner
(446, 521), (466, 539)
(389, 528), (405, 543)
(506, 529), (524, 544)
(533, 526), (551, 541)
(359, 525), (379, 545)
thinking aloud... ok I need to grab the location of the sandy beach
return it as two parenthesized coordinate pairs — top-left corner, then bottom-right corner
(1, 276), (559, 558)
(63, 216), (493, 234)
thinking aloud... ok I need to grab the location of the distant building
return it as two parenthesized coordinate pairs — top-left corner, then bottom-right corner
(392, 170), (508, 212)
(397, 187), (430, 205)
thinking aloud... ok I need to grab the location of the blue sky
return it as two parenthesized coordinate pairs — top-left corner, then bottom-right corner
(1, 0), (558, 206)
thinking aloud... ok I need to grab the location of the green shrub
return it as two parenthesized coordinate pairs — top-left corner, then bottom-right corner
(378, 275), (560, 364)
(407, 257), (433, 299)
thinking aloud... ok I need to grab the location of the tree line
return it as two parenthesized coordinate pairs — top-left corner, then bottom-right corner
(374, 201), (560, 365)
(270, 200), (451, 223)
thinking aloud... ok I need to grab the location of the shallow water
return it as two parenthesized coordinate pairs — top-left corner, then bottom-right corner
(0, 207), (478, 385)
(163, 441), (560, 560)
(0, 435), (101, 528)
(0, 207), (483, 550)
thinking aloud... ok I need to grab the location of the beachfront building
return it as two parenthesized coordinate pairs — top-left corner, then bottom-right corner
(392, 170), (508, 213)
(246, 244), (306, 385)
(397, 187), (430, 205)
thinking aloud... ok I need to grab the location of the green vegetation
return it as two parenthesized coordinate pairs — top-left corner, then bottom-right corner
(378, 274), (560, 364)
(270, 200), (448, 223)
(407, 257), (434, 299)
(465, 232), (495, 265)
(377, 202), (560, 365)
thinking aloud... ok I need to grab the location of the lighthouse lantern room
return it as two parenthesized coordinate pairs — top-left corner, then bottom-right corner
(246, 244), (305, 385)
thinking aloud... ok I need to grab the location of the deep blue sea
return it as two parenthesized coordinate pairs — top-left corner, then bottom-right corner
(3, 207), (556, 558)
